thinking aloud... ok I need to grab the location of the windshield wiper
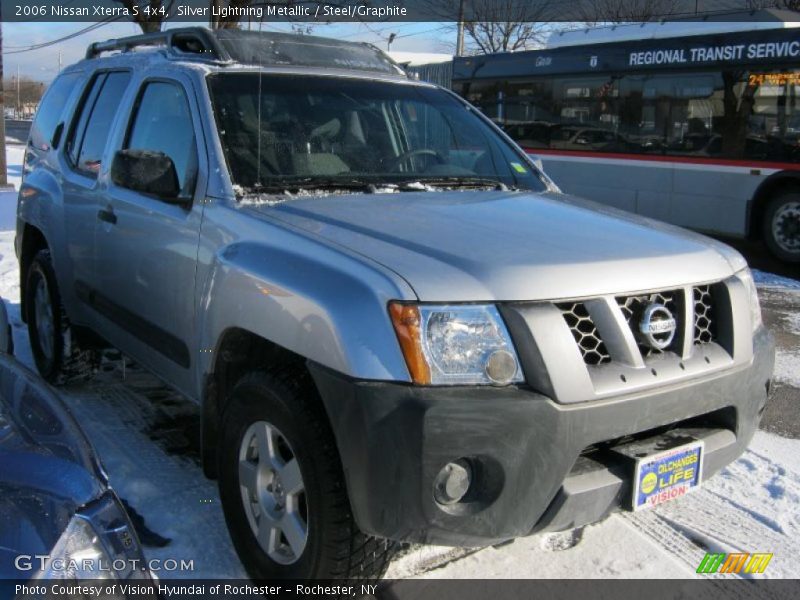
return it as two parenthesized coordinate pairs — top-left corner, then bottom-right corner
(242, 177), (383, 195)
(237, 176), (513, 196)
(395, 177), (511, 191)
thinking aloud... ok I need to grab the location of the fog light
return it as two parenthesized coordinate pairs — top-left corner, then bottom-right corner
(485, 350), (518, 385)
(434, 459), (472, 505)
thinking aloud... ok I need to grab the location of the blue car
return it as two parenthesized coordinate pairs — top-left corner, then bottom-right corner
(0, 301), (154, 588)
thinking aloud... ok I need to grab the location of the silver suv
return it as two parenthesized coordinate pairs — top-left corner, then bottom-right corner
(17, 28), (774, 580)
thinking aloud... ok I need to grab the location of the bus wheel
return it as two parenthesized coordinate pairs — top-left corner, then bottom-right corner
(763, 191), (800, 263)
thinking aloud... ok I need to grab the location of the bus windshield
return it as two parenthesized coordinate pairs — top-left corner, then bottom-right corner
(207, 73), (545, 193)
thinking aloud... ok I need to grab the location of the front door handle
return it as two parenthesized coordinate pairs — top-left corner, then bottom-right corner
(97, 208), (117, 225)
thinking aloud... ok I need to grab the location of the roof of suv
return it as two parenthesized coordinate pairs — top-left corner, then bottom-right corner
(76, 27), (409, 81)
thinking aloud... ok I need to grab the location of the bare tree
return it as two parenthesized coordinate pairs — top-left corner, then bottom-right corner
(210, 1), (362, 30)
(577, 0), (681, 24)
(464, 20), (545, 54)
(211, 0), (256, 29)
(435, 0), (554, 55)
(116, 0), (170, 33)
(3, 76), (45, 116)
(115, 0), (251, 32)
(115, 0), (342, 33)
(746, 0), (800, 11)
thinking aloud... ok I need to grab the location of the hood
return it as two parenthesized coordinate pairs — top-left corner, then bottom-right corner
(249, 190), (746, 302)
(0, 354), (106, 570)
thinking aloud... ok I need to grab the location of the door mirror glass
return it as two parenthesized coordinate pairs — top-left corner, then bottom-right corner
(111, 149), (181, 199)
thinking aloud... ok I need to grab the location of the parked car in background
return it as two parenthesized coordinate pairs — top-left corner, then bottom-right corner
(550, 126), (632, 152)
(0, 300), (154, 589)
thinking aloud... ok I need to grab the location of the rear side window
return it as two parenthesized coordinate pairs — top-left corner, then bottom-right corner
(67, 71), (131, 177)
(30, 73), (80, 151)
(125, 81), (198, 195)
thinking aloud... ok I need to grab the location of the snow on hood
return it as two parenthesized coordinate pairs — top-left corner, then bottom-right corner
(245, 189), (747, 302)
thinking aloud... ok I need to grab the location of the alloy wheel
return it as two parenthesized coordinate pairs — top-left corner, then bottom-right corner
(238, 420), (308, 565)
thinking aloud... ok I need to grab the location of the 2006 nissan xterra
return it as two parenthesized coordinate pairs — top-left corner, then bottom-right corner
(17, 28), (774, 580)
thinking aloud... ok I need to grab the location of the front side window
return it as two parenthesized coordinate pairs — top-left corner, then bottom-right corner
(208, 74), (545, 193)
(67, 71), (132, 176)
(125, 81), (198, 195)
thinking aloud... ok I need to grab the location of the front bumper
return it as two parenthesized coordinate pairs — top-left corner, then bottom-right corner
(310, 328), (774, 547)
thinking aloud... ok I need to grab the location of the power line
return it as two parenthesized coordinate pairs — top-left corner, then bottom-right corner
(2, 0), (79, 28)
(3, 18), (122, 54)
(338, 21), (422, 40)
(398, 25), (451, 39)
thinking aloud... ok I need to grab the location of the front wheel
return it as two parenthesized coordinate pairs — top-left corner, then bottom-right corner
(218, 368), (395, 581)
(763, 192), (800, 263)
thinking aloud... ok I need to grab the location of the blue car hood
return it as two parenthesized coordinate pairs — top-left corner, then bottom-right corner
(0, 354), (106, 576)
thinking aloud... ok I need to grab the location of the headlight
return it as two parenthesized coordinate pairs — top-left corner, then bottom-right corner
(32, 516), (121, 583)
(30, 492), (151, 594)
(735, 268), (763, 333)
(389, 303), (523, 386)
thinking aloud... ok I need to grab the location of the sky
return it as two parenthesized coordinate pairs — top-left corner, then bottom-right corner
(0, 0), (777, 83)
(2, 21), (453, 82)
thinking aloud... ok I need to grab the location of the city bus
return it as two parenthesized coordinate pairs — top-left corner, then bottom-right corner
(451, 20), (800, 263)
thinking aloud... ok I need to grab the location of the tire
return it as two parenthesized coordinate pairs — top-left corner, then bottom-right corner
(763, 191), (800, 263)
(218, 368), (395, 582)
(25, 249), (96, 384)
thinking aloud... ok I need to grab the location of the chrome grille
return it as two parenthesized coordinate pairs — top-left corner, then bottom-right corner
(557, 285), (723, 368)
(557, 302), (611, 366)
(617, 290), (680, 356)
(693, 285), (716, 344)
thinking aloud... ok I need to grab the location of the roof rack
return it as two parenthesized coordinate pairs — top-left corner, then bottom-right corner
(86, 27), (230, 61)
(86, 27), (407, 77)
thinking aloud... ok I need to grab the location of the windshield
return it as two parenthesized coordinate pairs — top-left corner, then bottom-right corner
(207, 73), (545, 193)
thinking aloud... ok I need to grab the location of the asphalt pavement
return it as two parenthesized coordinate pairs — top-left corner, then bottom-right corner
(710, 234), (800, 439)
(759, 288), (800, 439)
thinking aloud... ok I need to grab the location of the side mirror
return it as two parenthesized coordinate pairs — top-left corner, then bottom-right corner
(111, 149), (181, 200)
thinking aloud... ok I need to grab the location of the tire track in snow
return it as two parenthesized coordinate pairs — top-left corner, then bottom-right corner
(623, 448), (800, 580)
(53, 364), (249, 579)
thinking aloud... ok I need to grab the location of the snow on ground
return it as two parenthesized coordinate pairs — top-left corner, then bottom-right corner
(3, 144), (800, 580)
(754, 269), (800, 291)
(764, 296), (800, 389)
(53, 364), (249, 579)
(4, 145), (23, 192)
(395, 430), (800, 579)
(774, 352), (800, 388)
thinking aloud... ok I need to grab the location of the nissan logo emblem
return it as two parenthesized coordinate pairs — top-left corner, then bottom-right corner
(638, 304), (677, 350)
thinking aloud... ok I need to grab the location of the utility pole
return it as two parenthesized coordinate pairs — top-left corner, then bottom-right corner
(16, 65), (20, 119)
(0, 4), (9, 190)
(387, 33), (396, 51)
(456, 0), (466, 57)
